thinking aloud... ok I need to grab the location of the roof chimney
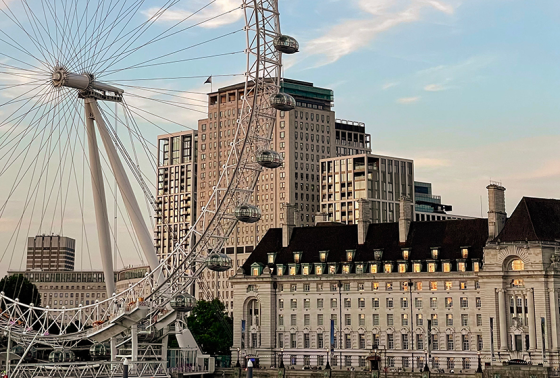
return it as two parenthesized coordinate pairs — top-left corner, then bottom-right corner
(282, 203), (298, 247)
(315, 212), (328, 225)
(487, 182), (506, 241)
(357, 199), (372, 245)
(399, 196), (412, 244)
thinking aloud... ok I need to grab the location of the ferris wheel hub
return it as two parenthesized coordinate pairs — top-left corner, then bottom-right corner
(51, 67), (124, 100)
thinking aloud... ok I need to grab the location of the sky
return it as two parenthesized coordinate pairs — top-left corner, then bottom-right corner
(0, 0), (559, 272)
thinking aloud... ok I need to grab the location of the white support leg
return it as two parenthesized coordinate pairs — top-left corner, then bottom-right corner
(86, 99), (160, 272)
(111, 337), (117, 362)
(85, 102), (116, 297)
(131, 324), (138, 362)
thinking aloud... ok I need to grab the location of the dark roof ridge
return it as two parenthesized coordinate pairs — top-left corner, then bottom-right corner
(521, 197), (538, 242)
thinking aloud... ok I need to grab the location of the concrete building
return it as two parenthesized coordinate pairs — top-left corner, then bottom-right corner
(196, 79), (337, 307)
(414, 181), (471, 222)
(155, 130), (197, 266)
(334, 119), (371, 156)
(231, 184), (560, 371)
(26, 235), (75, 271)
(320, 154), (414, 225)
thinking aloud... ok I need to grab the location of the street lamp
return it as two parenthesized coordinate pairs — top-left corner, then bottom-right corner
(408, 279), (414, 372)
(325, 347), (331, 370)
(373, 348), (379, 371)
(279, 348), (284, 369)
(235, 347), (240, 368)
(423, 350), (429, 372)
(476, 351), (483, 373)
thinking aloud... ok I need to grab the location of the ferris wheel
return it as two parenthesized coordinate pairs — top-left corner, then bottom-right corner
(0, 0), (298, 371)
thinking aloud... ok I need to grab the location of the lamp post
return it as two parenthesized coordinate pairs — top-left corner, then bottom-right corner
(279, 348), (284, 369)
(325, 347), (331, 370)
(424, 350), (429, 372)
(236, 347), (241, 368)
(373, 348), (379, 371)
(408, 279), (414, 372)
(476, 351), (483, 373)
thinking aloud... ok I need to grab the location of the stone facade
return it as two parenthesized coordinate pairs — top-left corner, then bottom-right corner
(230, 185), (560, 372)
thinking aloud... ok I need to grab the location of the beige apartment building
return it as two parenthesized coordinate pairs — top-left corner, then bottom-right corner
(195, 79), (338, 311)
(320, 153), (415, 225)
(154, 130), (197, 267)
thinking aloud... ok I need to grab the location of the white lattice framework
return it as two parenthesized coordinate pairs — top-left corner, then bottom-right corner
(0, 0), (282, 355)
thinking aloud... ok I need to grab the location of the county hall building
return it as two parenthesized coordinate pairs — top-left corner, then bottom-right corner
(230, 184), (560, 372)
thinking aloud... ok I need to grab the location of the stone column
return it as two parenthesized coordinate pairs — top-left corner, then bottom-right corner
(498, 289), (508, 351)
(549, 289), (558, 350)
(527, 289), (537, 351)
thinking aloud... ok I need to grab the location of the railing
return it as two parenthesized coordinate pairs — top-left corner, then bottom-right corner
(16, 360), (170, 378)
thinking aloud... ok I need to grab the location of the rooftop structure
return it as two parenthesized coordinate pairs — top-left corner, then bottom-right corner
(26, 235), (75, 271)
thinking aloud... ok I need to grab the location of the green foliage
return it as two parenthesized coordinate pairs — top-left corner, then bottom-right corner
(187, 299), (233, 356)
(0, 274), (41, 309)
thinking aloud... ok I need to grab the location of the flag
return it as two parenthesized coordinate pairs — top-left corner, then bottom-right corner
(204, 76), (212, 84)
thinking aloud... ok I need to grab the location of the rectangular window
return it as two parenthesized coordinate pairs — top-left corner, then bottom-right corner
(415, 298), (422, 308)
(304, 334), (310, 349)
(317, 298), (323, 308)
(460, 281), (467, 290)
(345, 334), (351, 349)
(476, 314), (482, 327)
(345, 314), (351, 326)
(304, 314), (310, 326)
(291, 299), (297, 309)
(476, 297), (482, 308)
(402, 334), (409, 350)
(331, 298), (337, 308)
(279, 314), (284, 326)
(432, 334), (439, 350)
(359, 314), (365, 326)
(373, 314), (379, 326)
(417, 334), (424, 350)
(477, 335), (483, 351)
(445, 281), (452, 290)
(460, 297), (468, 308)
(318, 314), (324, 326)
(372, 298), (380, 308)
(446, 314), (453, 326)
(278, 333), (283, 348)
(416, 314), (423, 326)
(291, 314), (297, 326)
(387, 314), (394, 326)
(430, 281), (437, 291)
(461, 314), (469, 327)
(318, 333), (324, 349)
(430, 297), (437, 308)
(402, 314), (409, 326)
(387, 334), (394, 349)
(358, 298), (365, 308)
(344, 298), (351, 308)
(303, 284), (310, 292)
(462, 335), (469, 351)
(291, 334), (296, 348)
(431, 314), (438, 326)
(359, 334), (366, 349)
(290, 284), (297, 292)
(445, 297), (453, 308)
(279, 299), (284, 309)
(304, 298), (310, 309)
(447, 334), (454, 350)
(386, 298), (393, 308)
(401, 298), (408, 308)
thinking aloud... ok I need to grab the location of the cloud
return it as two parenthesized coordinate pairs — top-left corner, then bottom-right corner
(382, 82), (398, 90)
(415, 157), (451, 168)
(142, 0), (243, 29)
(397, 96), (420, 104)
(303, 0), (456, 66)
(424, 83), (446, 91)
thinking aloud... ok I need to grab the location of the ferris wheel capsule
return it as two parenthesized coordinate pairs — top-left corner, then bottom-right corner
(234, 204), (262, 223)
(206, 253), (233, 272)
(89, 343), (109, 360)
(270, 93), (296, 111)
(273, 35), (299, 54)
(170, 293), (196, 312)
(257, 150), (283, 169)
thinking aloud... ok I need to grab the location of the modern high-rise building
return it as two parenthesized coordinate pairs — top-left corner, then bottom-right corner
(334, 119), (371, 156)
(154, 130), (198, 266)
(320, 153), (415, 224)
(195, 78), (337, 307)
(26, 235), (75, 271)
(414, 181), (472, 221)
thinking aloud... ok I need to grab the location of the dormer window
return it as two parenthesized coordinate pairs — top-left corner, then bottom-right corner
(342, 264), (351, 274)
(315, 263), (325, 275)
(413, 263), (422, 273)
(384, 263), (392, 273)
(319, 250), (329, 262)
(473, 261), (480, 272)
(328, 263), (338, 274)
(370, 263), (378, 274)
(288, 263), (300, 276)
(398, 263), (408, 273)
(374, 250), (383, 261)
(277, 265), (285, 276)
(346, 250), (356, 262)
(293, 251), (302, 263)
(267, 252), (277, 264)
(302, 264), (311, 275)
(402, 249), (410, 260)
(251, 262), (263, 276)
(431, 248), (439, 260)
(461, 248), (469, 259)
(457, 262), (466, 272)
(428, 263), (437, 273)
(355, 263), (364, 274)
(443, 262), (451, 272)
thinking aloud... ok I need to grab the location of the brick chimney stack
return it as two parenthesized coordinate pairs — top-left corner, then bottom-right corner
(357, 199), (372, 245)
(399, 196), (412, 244)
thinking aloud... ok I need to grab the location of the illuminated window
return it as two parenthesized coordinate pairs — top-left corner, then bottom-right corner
(460, 281), (467, 290)
(346, 250), (356, 262)
(443, 263), (451, 272)
(445, 281), (452, 290)
(329, 265), (337, 274)
(386, 283), (393, 291)
(402, 249), (409, 260)
(511, 259), (525, 271)
(413, 263), (422, 272)
(293, 252), (302, 263)
(268, 253), (276, 264)
(473, 262), (480, 272)
(370, 264), (378, 274)
(428, 263), (436, 273)
(512, 279), (524, 287)
(342, 265), (350, 274)
(302, 265), (310, 275)
(315, 265), (323, 275)
(431, 248), (439, 259)
(398, 264), (407, 273)
(289, 266), (296, 276)
(430, 281), (438, 291)
(252, 268), (259, 276)
(461, 248), (469, 259)
(277, 266), (284, 276)
(416, 282), (423, 290)
(372, 282), (379, 290)
(457, 262), (466, 272)
(319, 251), (328, 262)
(355, 264), (364, 274)
(384, 264), (392, 273)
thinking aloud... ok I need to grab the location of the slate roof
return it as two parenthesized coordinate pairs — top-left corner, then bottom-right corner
(496, 197), (560, 243)
(242, 218), (489, 272)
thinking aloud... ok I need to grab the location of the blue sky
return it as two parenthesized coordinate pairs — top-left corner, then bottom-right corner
(272, 0), (560, 216)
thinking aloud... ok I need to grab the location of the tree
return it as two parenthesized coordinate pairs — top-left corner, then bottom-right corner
(0, 274), (41, 309)
(187, 299), (233, 356)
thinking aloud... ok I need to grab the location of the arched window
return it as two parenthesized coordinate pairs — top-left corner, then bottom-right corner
(510, 259), (525, 271)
